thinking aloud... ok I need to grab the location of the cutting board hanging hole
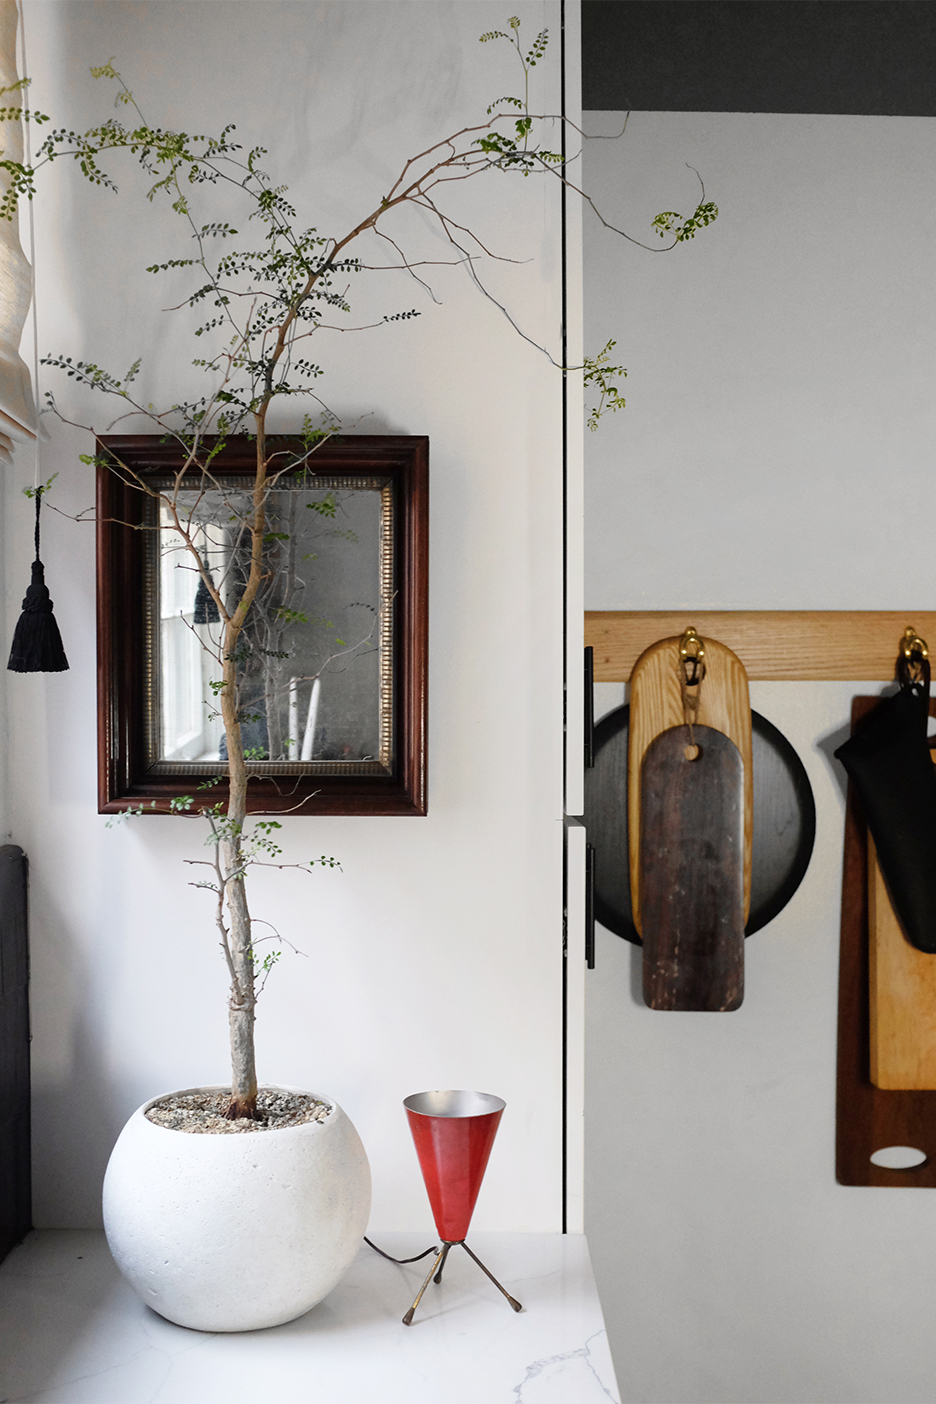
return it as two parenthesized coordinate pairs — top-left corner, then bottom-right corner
(869, 1146), (928, 1170)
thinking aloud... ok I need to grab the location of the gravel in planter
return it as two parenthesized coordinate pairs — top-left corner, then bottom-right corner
(145, 1089), (333, 1133)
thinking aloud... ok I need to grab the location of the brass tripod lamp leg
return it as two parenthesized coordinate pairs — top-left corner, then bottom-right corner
(432, 1241), (452, 1285)
(460, 1240), (523, 1312)
(402, 1245), (447, 1327)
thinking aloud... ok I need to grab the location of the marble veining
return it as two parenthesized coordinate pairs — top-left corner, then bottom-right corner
(512, 1332), (619, 1401)
(0, 1231), (619, 1404)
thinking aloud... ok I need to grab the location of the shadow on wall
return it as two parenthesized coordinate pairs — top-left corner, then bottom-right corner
(28, 815), (140, 1229)
(49, 0), (466, 429)
(29, 962), (127, 1230)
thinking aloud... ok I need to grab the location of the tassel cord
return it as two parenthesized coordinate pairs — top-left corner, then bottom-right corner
(5, 11), (67, 673)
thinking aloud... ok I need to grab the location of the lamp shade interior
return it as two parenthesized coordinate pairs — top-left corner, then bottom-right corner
(403, 1089), (505, 1119)
(404, 1090), (506, 1241)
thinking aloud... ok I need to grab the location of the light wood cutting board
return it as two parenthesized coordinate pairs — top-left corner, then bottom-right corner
(628, 634), (752, 936)
(870, 829), (936, 1089)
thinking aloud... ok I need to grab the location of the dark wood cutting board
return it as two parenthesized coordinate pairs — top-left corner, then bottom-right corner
(838, 695), (936, 1184)
(628, 634), (752, 932)
(640, 724), (746, 1011)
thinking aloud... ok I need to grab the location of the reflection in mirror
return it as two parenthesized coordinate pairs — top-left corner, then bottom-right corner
(146, 476), (392, 776)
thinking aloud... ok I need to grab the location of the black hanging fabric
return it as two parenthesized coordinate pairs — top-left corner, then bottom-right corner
(193, 569), (220, 624)
(193, 526), (220, 625)
(835, 665), (936, 953)
(7, 489), (68, 673)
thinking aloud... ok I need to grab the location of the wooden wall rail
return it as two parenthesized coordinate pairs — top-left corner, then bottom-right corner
(585, 612), (936, 684)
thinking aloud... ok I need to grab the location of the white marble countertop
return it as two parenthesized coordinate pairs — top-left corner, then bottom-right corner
(0, 1230), (619, 1403)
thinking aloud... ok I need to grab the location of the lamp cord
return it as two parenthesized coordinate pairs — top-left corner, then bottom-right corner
(33, 486), (42, 560)
(363, 1236), (438, 1265)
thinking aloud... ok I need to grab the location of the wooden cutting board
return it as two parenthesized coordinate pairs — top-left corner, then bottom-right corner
(640, 725), (746, 1011)
(870, 829), (936, 1090)
(837, 696), (936, 1184)
(628, 634), (752, 935)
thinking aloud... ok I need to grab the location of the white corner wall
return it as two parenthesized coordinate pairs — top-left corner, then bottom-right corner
(7, 0), (572, 1234)
(584, 112), (936, 1403)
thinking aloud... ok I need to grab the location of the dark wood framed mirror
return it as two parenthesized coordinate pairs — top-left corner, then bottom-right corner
(97, 434), (427, 815)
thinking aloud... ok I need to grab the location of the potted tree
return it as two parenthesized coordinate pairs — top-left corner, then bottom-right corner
(1, 15), (715, 1331)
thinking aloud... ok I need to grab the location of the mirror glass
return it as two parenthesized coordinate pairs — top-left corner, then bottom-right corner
(143, 475), (393, 776)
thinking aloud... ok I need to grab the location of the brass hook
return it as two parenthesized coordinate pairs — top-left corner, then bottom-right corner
(898, 625), (929, 689)
(679, 627), (706, 688)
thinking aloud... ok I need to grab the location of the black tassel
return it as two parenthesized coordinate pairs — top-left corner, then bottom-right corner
(8, 491), (69, 674)
(193, 569), (220, 624)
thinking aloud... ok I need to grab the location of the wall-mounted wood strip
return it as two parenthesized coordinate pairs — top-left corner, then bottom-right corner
(585, 611), (936, 682)
(837, 697), (936, 1186)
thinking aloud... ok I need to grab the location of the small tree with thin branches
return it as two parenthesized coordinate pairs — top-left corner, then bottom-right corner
(0, 17), (716, 1119)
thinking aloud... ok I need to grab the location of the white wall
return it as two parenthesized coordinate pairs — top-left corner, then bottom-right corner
(8, 0), (571, 1233)
(585, 113), (936, 1403)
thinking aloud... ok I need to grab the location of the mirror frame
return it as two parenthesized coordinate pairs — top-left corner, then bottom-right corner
(96, 434), (428, 815)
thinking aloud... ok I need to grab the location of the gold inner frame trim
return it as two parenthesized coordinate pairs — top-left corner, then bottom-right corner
(142, 473), (395, 775)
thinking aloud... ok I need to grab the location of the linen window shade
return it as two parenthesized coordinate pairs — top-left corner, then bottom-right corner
(0, 0), (37, 467)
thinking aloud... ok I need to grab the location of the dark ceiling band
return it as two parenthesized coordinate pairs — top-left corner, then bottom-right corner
(583, 1), (936, 117)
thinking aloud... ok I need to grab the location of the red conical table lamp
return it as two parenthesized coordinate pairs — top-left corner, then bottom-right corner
(402, 1089), (522, 1325)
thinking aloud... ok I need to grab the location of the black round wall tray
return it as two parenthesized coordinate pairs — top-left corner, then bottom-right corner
(584, 706), (816, 944)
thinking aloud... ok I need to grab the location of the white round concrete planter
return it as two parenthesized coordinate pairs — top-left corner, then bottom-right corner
(103, 1085), (371, 1332)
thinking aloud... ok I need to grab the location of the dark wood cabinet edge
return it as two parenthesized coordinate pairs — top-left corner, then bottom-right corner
(98, 790), (427, 817)
(0, 845), (31, 1263)
(96, 435), (428, 816)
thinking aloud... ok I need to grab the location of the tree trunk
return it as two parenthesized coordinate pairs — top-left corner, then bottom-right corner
(221, 653), (258, 1119)
(221, 419), (269, 1121)
(224, 839), (258, 1118)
